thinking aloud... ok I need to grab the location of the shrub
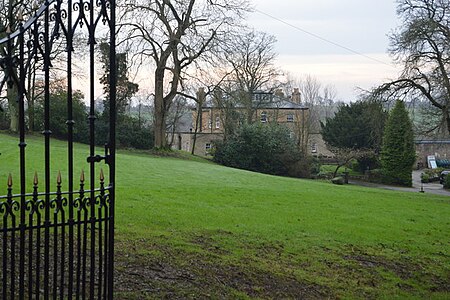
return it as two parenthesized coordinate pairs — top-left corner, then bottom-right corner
(421, 168), (442, 182)
(96, 114), (154, 150)
(355, 154), (381, 173)
(34, 89), (89, 142)
(444, 174), (450, 189)
(214, 123), (308, 177)
(287, 155), (321, 178)
(367, 168), (383, 183)
(421, 173), (430, 183)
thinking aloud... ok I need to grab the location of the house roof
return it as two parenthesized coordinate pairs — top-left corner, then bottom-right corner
(415, 140), (450, 144)
(201, 92), (308, 110)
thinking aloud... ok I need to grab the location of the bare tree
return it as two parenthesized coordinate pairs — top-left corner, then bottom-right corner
(222, 29), (282, 123)
(374, 0), (450, 135)
(120, 0), (249, 148)
(285, 75), (337, 154)
(166, 95), (189, 148)
(0, 0), (87, 132)
(179, 73), (232, 154)
(133, 90), (154, 129)
(0, 0), (31, 132)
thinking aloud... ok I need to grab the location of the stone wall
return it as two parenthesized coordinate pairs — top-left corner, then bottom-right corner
(415, 140), (450, 168)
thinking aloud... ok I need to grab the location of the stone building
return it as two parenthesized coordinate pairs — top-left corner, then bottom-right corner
(170, 89), (318, 156)
(415, 139), (450, 168)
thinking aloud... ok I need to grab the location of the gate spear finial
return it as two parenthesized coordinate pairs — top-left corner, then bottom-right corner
(7, 173), (12, 188)
(33, 171), (39, 186)
(80, 170), (85, 183)
(57, 171), (62, 187)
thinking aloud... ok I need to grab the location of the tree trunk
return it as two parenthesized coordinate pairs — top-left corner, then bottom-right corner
(7, 84), (19, 133)
(191, 104), (202, 155)
(333, 165), (342, 178)
(154, 97), (166, 148)
(154, 69), (166, 149)
(446, 110), (450, 135)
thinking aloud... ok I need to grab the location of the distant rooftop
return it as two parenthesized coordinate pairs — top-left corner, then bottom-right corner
(201, 91), (308, 110)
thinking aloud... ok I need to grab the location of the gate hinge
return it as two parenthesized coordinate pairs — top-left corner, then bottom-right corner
(87, 144), (112, 165)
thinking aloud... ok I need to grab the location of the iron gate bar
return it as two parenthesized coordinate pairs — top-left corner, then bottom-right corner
(0, 0), (116, 298)
(18, 15), (27, 300)
(66, 0), (75, 298)
(43, 2), (51, 298)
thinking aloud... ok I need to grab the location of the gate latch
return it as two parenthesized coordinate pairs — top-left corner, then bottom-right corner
(87, 144), (111, 165)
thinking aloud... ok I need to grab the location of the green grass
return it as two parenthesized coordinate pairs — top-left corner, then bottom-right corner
(1, 132), (449, 299)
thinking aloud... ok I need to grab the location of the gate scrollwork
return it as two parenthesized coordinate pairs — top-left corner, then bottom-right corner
(0, 0), (116, 299)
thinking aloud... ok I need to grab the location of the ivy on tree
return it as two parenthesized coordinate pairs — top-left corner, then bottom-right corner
(99, 42), (139, 116)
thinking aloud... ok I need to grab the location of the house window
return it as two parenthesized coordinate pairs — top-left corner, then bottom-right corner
(287, 114), (294, 122)
(311, 143), (317, 153)
(205, 143), (212, 153)
(261, 111), (267, 123)
(215, 115), (220, 129)
(208, 118), (212, 129)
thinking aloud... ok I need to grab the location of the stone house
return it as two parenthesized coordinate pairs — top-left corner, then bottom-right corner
(170, 89), (332, 157)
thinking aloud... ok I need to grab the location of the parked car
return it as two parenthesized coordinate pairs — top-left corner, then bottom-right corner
(439, 170), (450, 184)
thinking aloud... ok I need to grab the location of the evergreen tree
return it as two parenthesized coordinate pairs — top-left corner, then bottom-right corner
(321, 100), (387, 171)
(99, 42), (139, 116)
(380, 100), (415, 186)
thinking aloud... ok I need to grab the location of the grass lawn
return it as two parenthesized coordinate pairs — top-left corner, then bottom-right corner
(1, 132), (449, 299)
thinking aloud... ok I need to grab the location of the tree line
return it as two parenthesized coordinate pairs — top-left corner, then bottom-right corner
(0, 0), (446, 184)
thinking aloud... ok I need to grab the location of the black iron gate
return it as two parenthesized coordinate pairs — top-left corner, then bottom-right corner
(0, 0), (116, 298)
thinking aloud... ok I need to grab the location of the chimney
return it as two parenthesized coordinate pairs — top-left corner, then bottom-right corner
(197, 87), (206, 104)
(274, 89), (284, 98)
(213, 88), (223, 106)
(292, 88), (301, 103)
(196, 87), (206, 132)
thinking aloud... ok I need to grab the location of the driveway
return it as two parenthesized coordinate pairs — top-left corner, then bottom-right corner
(349, 170), (450, 197)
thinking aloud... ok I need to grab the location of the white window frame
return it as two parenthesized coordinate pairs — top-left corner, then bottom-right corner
(311, 143), (317, 153)
(215, 116), (220, 129)
(261, 111), (267, 123)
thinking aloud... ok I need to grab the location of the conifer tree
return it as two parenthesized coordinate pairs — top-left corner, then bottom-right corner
(381, 100), (415, 186)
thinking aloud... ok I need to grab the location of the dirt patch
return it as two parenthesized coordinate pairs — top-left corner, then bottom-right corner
(207, 263), (329, 299)
(343, 249), (450, 293)
(189, 233), (230, 256)
(113, 237), (449, 298)
(114, 239), (332, 299)
(344, 253), (415, 280)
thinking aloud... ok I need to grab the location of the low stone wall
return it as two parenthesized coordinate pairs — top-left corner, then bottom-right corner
(415, 140), (450, 168)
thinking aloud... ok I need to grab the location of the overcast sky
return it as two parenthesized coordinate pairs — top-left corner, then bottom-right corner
(246, 0), (403, 101)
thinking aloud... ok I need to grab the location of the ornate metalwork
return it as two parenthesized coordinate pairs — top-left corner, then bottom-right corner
(0, 0), (116, 298)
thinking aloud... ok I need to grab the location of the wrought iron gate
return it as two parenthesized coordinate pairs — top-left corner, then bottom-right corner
(0, 0), (116, 298)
